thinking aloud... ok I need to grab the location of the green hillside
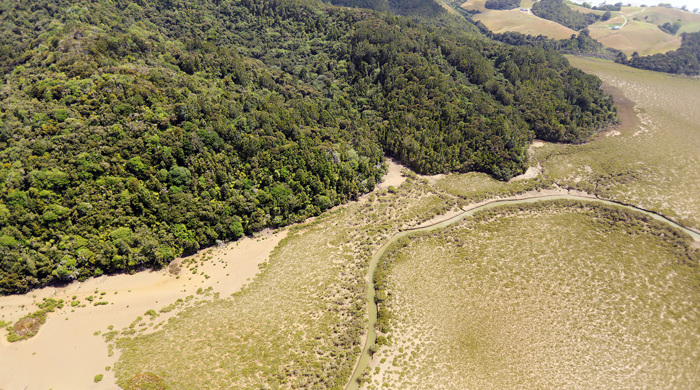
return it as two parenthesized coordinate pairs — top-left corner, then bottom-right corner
(532, 0), (600, 30)
(0, 0), (616, 294)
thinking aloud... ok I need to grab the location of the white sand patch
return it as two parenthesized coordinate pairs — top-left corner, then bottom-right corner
(510, 163), (542, 182)
(0, 230), (286, 390)
(529, 140), (545, 154)
(376, 158), (407, 190)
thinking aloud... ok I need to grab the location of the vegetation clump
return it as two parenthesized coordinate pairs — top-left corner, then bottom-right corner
(484, 0), (520, 11)
(122, 373), (166, 390)
(7, 311), (46, 342)
(532, 0), (602, 30)
(6, 297), (64, 342)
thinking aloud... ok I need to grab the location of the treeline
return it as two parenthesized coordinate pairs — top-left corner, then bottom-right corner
(617, 32), (700, 75)
(659, 21), (682, 35)
(0, 0), (616, 294)
(532, 0), (601, 30)
(588, 2), (622, 11)
(484, 0), (520, 10)
(474, 21), (624, 60)
(329, 0), (446, 18)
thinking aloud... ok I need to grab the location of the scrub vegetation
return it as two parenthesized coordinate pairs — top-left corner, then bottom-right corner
(365, 200), (699, 389)
(538, 56), (700, 230)
(111, 177), (458, 388)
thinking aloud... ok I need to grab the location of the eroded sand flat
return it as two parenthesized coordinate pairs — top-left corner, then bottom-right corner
(0, 231), (285, 390)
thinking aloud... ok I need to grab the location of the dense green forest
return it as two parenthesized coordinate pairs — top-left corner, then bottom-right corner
(618, 32), (700, 75)
(0, 0), (616, 294)
(532, 0), (600, 30)
(329, 0), (446, 18)
(484, 0), (520, 10)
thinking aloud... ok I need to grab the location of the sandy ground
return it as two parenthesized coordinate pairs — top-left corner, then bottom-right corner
(510, 163), (542, 181)
(0, 230), (285, 390)
(375, 158), (407, 190)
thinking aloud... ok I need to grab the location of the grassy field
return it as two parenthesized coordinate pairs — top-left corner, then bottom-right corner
(568, 4), (604, 15)
(588, 18), (682, 56)
(630, 6), (700, 27)
(462, 1), (577, 40)
(585, 6), (700, 55)
(111, 177), (458, 388)
(363, 201), (699, 389)
(465, 2), (697, 56)
(473, 9), (577, 39)
(544, 57), (700, 229)
(460, 0), (487, 12)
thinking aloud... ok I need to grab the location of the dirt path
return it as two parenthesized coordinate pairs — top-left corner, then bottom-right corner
(619, 8), (646, 29)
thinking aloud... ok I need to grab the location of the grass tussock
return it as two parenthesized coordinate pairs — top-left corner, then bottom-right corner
(123, 373), (166, 390)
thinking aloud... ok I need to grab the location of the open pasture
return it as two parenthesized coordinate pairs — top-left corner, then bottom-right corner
(473, 9), (577, 39)
(588, 19), (682, 55)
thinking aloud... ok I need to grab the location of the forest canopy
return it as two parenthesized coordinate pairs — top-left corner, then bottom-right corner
(532, 0), (601, 30)
(0, 0), (616, 294)
(484, 0), (521, 10)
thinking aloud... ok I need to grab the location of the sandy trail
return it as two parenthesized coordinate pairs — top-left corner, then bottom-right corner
(0, 231), (285, 390)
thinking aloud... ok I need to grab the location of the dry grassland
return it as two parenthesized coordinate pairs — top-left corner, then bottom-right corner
(364, 201), (699, 389)
(473, 9), (577, 39)
(568, 4), (604, 15)
(111, 176), (458, 388)
(632, 6), (700, 26)
(460, 0), (487, 12)
(535, 56), (700, 230)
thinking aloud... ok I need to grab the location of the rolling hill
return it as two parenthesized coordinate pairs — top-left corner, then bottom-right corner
(463, 1), (700, 56)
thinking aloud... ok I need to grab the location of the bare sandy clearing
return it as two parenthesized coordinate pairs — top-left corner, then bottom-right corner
(0, 231), (285, 390)
(376, 158), (407, 190)
(509, 164), (542, 181)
